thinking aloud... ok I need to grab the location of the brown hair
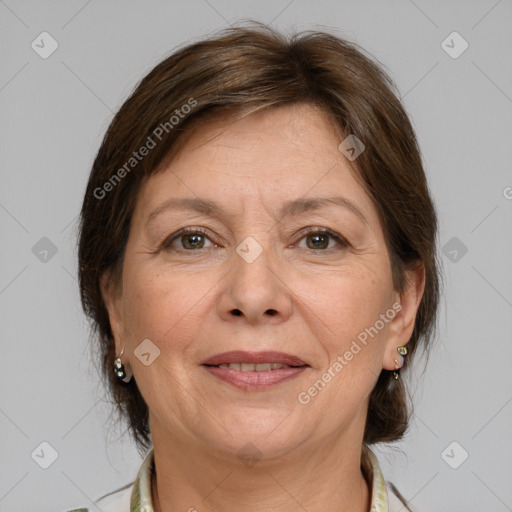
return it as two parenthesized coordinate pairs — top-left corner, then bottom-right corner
(78, 21), (440, 480)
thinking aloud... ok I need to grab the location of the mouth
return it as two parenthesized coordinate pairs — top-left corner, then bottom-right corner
(212, 362), (297, 371)
(200, 350), (309, 367)
(200, 351), (309, 390)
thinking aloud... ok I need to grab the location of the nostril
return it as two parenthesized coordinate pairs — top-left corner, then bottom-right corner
(231, 309), (277, 316)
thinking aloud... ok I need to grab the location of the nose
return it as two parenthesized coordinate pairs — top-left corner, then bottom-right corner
(216, 240), (293, 326)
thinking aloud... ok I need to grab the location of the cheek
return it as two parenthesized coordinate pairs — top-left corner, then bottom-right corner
(122, 268), (211, 354)
(303, 262), (392, 366)
(124, 274), (170, 337)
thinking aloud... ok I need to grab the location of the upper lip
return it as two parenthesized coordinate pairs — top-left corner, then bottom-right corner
(201, 351), (308, 367)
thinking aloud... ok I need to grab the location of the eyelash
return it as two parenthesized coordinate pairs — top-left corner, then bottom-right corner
(161, 226), (349, 253)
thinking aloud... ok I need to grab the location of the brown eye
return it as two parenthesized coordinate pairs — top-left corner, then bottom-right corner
(306, 233), (330, 249)
(162, 228), (215, 251)
(297, 228), (348, 251)
(181, 233), (206, 250)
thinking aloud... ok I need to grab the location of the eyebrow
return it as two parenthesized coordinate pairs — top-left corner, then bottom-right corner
(146, 196), (368, 226)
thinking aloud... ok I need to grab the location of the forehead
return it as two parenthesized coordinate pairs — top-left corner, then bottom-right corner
(174, 103), (343, 168)
(134, 104), (378, 227)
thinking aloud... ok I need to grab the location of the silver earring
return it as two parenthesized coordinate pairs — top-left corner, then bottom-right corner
(393, 346), (408, 380)
(114, 349), (132, 383)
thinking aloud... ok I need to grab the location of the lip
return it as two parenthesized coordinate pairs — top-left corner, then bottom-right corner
(202, 365), (308, 390)
(200, 351), (309, 391)
(200, 350), (308, 367)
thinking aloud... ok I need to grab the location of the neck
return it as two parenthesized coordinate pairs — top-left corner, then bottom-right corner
(150, 422), (371, 512)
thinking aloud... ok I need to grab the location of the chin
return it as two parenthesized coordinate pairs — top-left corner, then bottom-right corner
(193, 410), (311, 462)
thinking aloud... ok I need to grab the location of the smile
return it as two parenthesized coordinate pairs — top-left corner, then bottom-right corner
(200, 350), (310, 390)
(202, 364), (308, 390)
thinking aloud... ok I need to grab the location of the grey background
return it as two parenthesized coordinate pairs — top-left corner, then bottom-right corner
(1, 1), (511, 511)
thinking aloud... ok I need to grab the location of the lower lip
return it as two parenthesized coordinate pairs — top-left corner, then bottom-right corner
(202, 365), (308, 390)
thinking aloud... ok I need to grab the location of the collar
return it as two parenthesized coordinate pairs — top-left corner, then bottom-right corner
(130, 446), (389, 512)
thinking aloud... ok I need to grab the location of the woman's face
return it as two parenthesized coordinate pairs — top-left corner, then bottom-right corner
(102, 103), (422, 459)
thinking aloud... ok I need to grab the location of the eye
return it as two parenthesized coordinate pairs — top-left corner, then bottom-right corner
(161, 226), (349, 253)
(162, 227), (216, 251)
(296, 227), (349, 251)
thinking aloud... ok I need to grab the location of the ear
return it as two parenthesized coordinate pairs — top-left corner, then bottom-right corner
(382, 262), (426, 371)
(99, 270), (126, 360)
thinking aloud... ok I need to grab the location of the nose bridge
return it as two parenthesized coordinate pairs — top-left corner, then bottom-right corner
(218, 230), (293, 325)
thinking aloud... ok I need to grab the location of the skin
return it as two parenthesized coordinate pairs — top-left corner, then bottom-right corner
(101, 103), (425, 512)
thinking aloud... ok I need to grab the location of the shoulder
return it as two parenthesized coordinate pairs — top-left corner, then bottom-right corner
(64, 483), (133, 512)
(64, 447), (153, 512)
(95, 484), (133, 511)
(387, 484), (409, 512)
(387, 481), (429, 512)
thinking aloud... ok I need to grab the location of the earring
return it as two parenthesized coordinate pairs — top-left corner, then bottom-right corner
(114, 349), (132, 383)
(397, 345), (408, 356)
(393, 345), (408, 379)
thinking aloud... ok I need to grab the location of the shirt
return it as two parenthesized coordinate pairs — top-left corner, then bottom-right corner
(66, 447), (409, 512)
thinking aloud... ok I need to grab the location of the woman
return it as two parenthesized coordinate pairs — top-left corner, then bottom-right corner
(74, 22), (440, 512)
